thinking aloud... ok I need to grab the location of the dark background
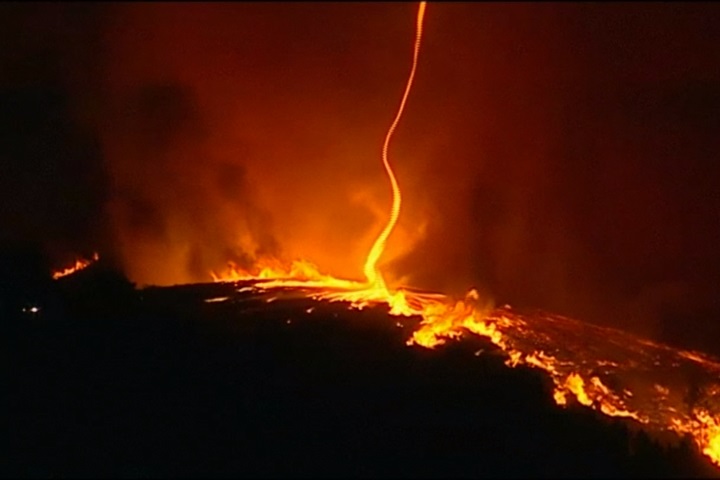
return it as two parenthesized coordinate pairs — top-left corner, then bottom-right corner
(1, 2), (720, 350)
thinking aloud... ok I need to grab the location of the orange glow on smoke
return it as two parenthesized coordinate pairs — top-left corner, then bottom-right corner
(208, 1), (720, 469)
(52, 252), (100, 280)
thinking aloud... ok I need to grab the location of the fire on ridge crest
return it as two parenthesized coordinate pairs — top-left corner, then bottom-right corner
(209, 2), (720, 468)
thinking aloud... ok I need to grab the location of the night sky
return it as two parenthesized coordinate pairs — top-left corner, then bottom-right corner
(2, 2), (720, 347)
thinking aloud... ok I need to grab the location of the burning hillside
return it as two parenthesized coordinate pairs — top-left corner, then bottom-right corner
(204, 269), (720, 469)
(6, 275), (716, 477)
(9, 2), (720, 472)
(203, 1), (720, 469)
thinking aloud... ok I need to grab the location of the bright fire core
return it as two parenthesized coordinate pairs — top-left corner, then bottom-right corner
(208, 2), (720, 469)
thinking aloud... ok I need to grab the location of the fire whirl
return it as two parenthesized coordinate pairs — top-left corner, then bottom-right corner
(212, 2), (720, 468)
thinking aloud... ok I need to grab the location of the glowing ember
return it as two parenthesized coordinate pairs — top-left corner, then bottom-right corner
(52, 252), (100, 280)
(209, 1), (720, 469)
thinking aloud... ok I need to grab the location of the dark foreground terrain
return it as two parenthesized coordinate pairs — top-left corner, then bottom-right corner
(2, 260), (719, 478)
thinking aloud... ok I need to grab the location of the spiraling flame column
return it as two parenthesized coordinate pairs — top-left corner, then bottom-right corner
(362, 1), (428, 292)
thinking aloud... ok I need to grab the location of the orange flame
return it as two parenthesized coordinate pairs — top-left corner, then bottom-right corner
(52, 252), (100, 280)
(207, 2), (720, 469)
(362, 0), (426, 292)
(214, 0), (428, 297)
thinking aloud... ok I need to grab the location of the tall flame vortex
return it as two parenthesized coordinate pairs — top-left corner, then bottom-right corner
(210, 4), (720, 468)
(362, 1), (427, 291)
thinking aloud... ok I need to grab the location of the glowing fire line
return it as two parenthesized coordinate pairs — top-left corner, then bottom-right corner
(52, 252), (99, 280)
(363, 1), (427, 291)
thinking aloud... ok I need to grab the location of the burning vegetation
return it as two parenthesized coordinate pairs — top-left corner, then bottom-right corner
(51, 252), (99, 280)
(3, 2), (720, 476)
(207, 1), (720, 469)
(213, 273), (720, 468)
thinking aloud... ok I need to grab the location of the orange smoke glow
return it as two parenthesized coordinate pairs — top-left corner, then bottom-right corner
(52, 252), (99, 280)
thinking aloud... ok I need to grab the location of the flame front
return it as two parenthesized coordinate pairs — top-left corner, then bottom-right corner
(208, 1), (720, 469)
(214, 280), (720, 468)
(52, 252), (99, 280)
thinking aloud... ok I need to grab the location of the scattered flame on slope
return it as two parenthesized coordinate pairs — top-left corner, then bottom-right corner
(214, 280), (720, 468)
(406, 294), (720, 467)
(52, 252), (100, 280)
(208, 0), (720, 468)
